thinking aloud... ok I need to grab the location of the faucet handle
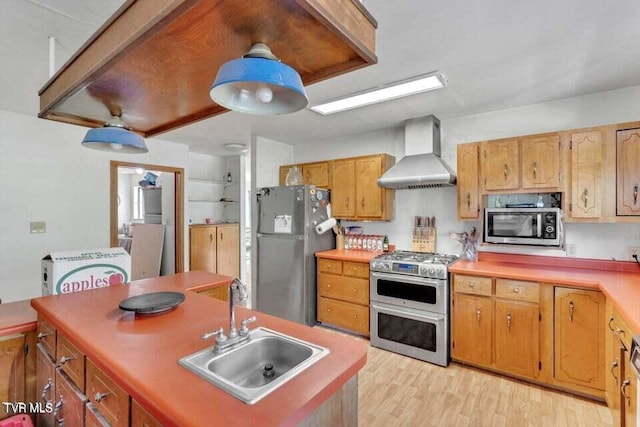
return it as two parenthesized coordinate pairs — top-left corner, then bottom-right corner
(202, 327), (227, 343)
(240, 316), (257, 336)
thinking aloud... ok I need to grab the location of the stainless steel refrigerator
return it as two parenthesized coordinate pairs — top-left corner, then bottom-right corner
(255, 185), (335, 326)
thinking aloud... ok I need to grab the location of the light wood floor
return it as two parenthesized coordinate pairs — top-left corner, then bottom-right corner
(319, 328), (612, 427)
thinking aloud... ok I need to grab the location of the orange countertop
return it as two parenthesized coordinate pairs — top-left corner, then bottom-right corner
(31, 275), (367, 427)
(0, 300), (37, 336)
(449, 253), (640, 333)
(0, 272), (230, 337)
(315, 249), (381, 262)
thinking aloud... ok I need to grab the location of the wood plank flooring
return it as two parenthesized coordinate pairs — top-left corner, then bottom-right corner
(318, 328), (612, 427)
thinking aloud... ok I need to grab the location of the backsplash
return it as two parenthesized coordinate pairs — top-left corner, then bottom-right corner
(342, 187), (640, 261)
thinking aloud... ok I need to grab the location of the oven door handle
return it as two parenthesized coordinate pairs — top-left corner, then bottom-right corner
(370, 271), (445, 287)
(371, 302), (446, 323)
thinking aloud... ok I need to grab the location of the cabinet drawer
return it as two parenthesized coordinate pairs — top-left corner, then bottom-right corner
(198, 286), (229, 302)
(343, 261), (369, 279)
(495, 279), (539, 303)
(318, 258), (343, 275)
(318, 296), (369, 336)
(86, 402), (110, 427)
(37, 318), (56, 360)
(57, 334), (85, 391)
(86, 359), (130, 427)
(55, 368), (87, 427)
(454, 275), (492, 296)
(318, 273), (369, 305)
(131, 399), (163, 427)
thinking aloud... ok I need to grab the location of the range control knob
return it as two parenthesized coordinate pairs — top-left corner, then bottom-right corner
(428, 267), (437, 277)
(419, 266), (429, 276)
(545, 225), (555, 233)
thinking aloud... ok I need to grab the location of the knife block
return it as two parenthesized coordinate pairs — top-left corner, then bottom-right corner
(412, 227), (436, 253)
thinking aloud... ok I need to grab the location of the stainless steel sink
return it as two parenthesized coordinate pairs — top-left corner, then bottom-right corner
(178, 327), (329, 404)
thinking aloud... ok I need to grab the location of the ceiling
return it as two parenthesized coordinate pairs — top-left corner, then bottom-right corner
(3, 0), (640, 155)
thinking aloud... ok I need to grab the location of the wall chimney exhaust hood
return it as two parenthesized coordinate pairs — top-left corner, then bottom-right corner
(377, 115), (456, 189)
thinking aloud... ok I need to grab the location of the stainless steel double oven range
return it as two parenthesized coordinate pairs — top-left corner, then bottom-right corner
(369, 251), (458, 367)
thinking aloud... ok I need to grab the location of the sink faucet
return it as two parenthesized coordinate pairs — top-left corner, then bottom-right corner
(202, 278), (256, 353)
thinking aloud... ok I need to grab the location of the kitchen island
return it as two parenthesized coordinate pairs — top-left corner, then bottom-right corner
(30, 273), (367, 426)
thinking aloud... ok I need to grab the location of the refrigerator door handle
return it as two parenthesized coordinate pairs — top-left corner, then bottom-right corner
(257, 233), (305, 240)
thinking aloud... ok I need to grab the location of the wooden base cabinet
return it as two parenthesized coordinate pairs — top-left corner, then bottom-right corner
(494, 299), (539, 378)
(190, 223), (240, 277)
(316, 257), (370, 336)
(0, 334), (26, 420)
(554, 287), (605, 391)
(606, 300), (638, 427)
(451, 293), (492, 366)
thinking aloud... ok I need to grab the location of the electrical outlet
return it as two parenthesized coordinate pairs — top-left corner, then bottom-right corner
(566, 243), (576, 257)
(629, 246), (640, 260)
(29, 221), (46, 234)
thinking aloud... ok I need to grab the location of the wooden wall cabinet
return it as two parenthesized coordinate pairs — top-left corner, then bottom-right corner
(189, 223), (240, 278)
(521, 135), (561, 189)
(481, 139), (520, 191)
(456, 143), (480, 220)
(279, 161), (330, 188)
(332, 154), (395, 221)
(569, 130), (604, 219)
(316, 257), (370, 336)
(554, 287), (605, 391)
(616, 128), (640, 216)
(280, 154), (395, 221)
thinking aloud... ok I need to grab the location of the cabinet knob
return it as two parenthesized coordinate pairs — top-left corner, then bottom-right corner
(353, 288), (357, 293)
(582, 188), (589, 209)
(41, 378), (52, 400)
(634, 185), (638, 205)
(94, 392), (110, 403)
(622, 379), (632, 402)
(513, 287), (521, 294)
(327, 284), (331, 288)
(466, 193), (471, 209)
(353, 314), (358, 320)
(532, 161), (538, 179)
(503, 164), (509, 180)
(361, 197), (365, 209)
(476, 309), (481, 323)
(506, 313), (512, 331)
(54, 397), (64, 425)
(59, 355), (75, 365)
(37, 332), (49, 340)
(469, 281), (476, 288)
(608, 317), (615, 331)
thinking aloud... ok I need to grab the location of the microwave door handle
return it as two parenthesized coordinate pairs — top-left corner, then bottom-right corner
(537, 214), (543, 238)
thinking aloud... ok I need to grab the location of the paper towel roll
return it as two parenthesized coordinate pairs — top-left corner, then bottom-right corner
(315, 218), (337, 235)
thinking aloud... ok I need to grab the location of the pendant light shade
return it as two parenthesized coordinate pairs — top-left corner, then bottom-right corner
(81, 116), (148, 153)
(210, 43), (308, 115)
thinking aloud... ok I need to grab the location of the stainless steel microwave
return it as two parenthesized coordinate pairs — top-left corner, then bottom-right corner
(484, 208), (564, 247)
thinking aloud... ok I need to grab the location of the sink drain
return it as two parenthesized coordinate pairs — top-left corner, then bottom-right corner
(263, 363), (275, 378)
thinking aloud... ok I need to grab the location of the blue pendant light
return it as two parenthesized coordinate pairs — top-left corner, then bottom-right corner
(81, 116), (148, 153)
(210, 43), (308, 115)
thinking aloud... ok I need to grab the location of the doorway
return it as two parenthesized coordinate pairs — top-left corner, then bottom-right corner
(110, 161), (185, 275)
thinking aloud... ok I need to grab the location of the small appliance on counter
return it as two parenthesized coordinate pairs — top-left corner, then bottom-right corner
(255, 185), (334, 326)
(369, 250), (458, 366)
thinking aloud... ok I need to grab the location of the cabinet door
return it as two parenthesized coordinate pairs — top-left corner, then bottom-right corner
(331, 159), (356, 218)
(86, 359), (129, 427)
(216, 225), (239, 277)
(279, 165), (291, 186)
(570, 131), (603, 218)
(54, 368), (87, 427)
(36, 343), (56, 427)
(494, 299), (539, 378)
(605, 302), (622, 427)
(457, 143), (480, 220)
(452, 294), (492, 366)
(355, 156), (383, 218)
(0, 334), (25, 419)
(616, 129), (640, 216)
(554, 287), (605, 390)
(622, 355), (637, 427)
(190, 226), (216, 272)
(302, 162), (329, 188)
(482, 139), (520, 191)
(521, 135), (560, 189)
(131, 399), (163, 427)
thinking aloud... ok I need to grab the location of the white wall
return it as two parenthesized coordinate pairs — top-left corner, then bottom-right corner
(0, 109), (190, 303)
(293, 85), (640, 261)
(117, 173), (131, 227)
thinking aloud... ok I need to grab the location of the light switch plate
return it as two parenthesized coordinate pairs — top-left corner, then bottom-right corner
(30, 221), (46, 233)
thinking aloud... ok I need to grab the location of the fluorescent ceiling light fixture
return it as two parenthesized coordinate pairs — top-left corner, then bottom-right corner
(309, 71), (447, 115)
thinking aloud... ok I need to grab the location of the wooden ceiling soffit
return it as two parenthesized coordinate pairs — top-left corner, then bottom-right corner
(38, 0), (377, 137)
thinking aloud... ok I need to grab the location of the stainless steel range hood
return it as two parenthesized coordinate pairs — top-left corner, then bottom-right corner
(377, 115), (456, 189)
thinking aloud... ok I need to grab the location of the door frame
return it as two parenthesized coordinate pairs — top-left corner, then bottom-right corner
(109, 160), (185, 273)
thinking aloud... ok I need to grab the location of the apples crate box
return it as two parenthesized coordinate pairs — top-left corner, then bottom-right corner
(42, 248), (131, 296)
